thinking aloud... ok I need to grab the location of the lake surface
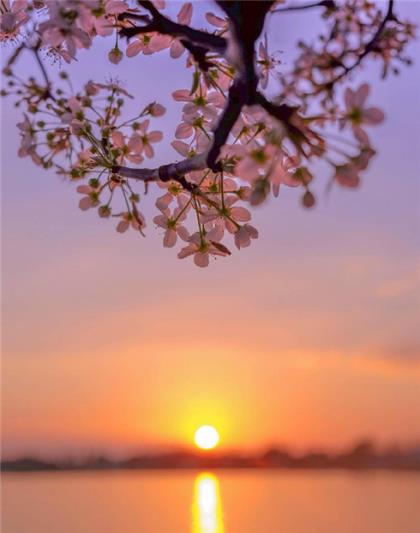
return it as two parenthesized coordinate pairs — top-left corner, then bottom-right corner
(2, 470), (420, 532)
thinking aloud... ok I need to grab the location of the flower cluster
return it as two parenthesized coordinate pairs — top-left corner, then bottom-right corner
(1, 0), (416, 266)
(2, 68), (166, 234)
(279, 0), (415, 111)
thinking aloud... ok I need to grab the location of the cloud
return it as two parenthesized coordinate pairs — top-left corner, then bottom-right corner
(376, 263), (420, 300)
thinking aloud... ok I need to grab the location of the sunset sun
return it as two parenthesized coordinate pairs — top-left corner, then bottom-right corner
(194, 425), (220, 450)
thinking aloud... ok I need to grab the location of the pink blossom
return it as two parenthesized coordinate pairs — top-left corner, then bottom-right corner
(134, 120), (163, 159)
(175, 114), (211, 142)
(152, 0), (165, 9)
(90, 81), (133, 98)
(126, 33), (171, 57)
(270, 155), (300, 197)
(178, 232), (230, 268)
(171, 140), (196, 158)
(334, 147), (376, 188)
(61, 97), (84, 124)
(172, 84), (224, 122)
(169, 3), (193, 58)
(235, 142), (277, 182)
(17, 114), (34, 155)
(205, 12), (227, 30)
(153, 199), (190, 248)
(105, 1), (129, 16)
(202, 195), (251, 235)
(257, 36), (281, 90)
(155, 180), (189, 212)
(234, 224), (259, 250)
(232, 111), (266, 145)
(39, 1), (92, 59)
(111, 130), (144, 164)
(344, 84), (385, 145)
(334, 163), (360, 188)
(146, 102), (166, 117)
(116, 211), (145, 233)
(0, 0), (28, 41)
(77, 184), (99, 211)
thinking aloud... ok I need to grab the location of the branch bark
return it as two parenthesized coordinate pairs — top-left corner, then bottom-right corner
(119, 2), (227, 56)
(113, 152), (208, 191)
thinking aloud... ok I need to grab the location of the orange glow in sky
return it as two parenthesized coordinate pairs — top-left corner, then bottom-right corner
(2, 4), (419, 459)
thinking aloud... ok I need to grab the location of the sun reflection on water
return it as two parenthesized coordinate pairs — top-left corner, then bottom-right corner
(192, 472), (225, 533)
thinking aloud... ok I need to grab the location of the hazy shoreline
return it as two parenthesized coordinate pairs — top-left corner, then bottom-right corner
(3, 441), (420, 472)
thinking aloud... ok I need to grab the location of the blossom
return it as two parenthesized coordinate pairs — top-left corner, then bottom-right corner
(334, 163), (360, 188)
(202, 195), (251, 235)
(171, 140), (198, 159)
(257, 36), (281, 90)
(126, 33), (171, 57)
(270, 156), (300, 197)
(232, 110), (266, 145)
(334, 147), (376, 188)
(205, 12), (227, 30)
(0, 0), (28, 41)
(234, 223), (258, 249)
(77, 184), (100, 211)
(61, 96), (84, 124)
(174, 114), (213, 152)
(178, 232), (230, 268)
(172, 84), (224, 122)
(116, 211), (145, 233)
(153, 199), (190, 247)
(89, 81), (133, 98)
(170, 3), (193, 58)
(111, 130), (144, 164)
(344, 84), (385, 145)
(145, 102), (166, 117)
(234, 142), (277, 182)
(133, 120), (163, 159)
(39, 1), (92, 59)
(17, 114), (35, 155)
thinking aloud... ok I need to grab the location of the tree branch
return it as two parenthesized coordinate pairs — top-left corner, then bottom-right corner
(179, 40), (213, 71)
(113, 152), (208, 191)
(119, 2), (227, 56)
(116, 0), (303, 185)
(206, 79), (248, 170)
(325, 0), (395, 87)
(31, 44), (56, 101)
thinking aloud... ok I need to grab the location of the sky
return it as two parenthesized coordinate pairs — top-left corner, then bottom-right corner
(1, 1), (420, 458)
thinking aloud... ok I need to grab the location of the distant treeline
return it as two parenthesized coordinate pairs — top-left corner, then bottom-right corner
(2, 441), (420, 472)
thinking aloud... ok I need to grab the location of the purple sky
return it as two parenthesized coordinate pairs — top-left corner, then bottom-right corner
(1, 1), (419, 457)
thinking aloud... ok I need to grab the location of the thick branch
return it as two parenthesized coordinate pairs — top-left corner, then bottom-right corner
(179, 40), (213, 71)
(254, 93), (300, 135)
(207, 79), (248, 170)
(117, 1), (301, 184)
(113, 152), (208, 191)
(119, 3), (227, 56)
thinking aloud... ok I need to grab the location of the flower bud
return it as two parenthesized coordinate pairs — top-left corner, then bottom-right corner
(108, 48), (123, 65)
(302, 190), (316, 209)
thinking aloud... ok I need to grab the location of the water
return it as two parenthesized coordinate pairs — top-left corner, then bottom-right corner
(2, 470), (420, 532)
